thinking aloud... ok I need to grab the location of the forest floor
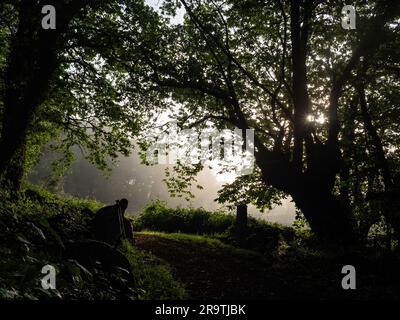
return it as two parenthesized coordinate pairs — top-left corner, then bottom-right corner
(2, 185), (399, 300)
(135, 231), (272, 299)
(134, 231), (399, 300)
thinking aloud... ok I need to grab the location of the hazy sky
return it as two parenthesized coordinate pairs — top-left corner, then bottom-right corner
(145, 0), (185, 24)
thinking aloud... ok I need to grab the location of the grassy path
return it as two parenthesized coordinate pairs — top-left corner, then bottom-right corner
(134, 232), (400, 300)
(134, 231), (291, 299)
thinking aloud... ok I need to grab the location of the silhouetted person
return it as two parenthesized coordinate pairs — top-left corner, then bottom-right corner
(93, 198), (134, 246)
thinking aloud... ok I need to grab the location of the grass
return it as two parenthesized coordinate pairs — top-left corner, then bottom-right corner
(140, 231), (226, 246)
(2, 185), (399, 300)
(134, 231), (267, 299)
(138, 231), (260, 258)
(132, 200), (296, 254)
(135, 230), (400, 300)
(120, 240), (187, 300)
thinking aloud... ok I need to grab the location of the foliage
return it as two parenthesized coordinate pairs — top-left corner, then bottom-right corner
(0, 0), (169, 188)
(120, 240), (187, 300)
(133, 199), (296, 253)
(2, 0), (399, 243)
(0, 185), (186, 300)
(216, 170), (285, 211)
(225, 218), (295, 253)
(134, 199), (234, 234)
(120, 0), (400, 243)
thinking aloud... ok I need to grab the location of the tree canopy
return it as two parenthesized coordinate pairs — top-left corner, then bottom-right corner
(1, 0), (400, 245)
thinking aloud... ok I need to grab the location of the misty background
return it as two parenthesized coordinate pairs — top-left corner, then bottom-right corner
(29, 148), (296, 225)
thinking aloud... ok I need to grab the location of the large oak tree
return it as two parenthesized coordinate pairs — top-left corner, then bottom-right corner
(122, 0), (400, 244)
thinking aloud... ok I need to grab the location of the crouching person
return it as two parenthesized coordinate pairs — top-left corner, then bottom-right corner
(93, 198), (135, 246)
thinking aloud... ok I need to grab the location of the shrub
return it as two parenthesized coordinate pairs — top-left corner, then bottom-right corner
(134, 200), (296, 253)
(226, 217), (295, 252)
(135, 200), (234, 235)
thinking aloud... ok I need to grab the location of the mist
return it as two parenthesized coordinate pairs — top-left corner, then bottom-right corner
(29, 148), (296, 226)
